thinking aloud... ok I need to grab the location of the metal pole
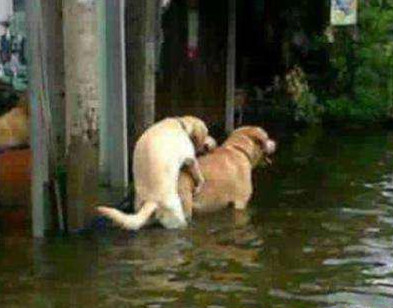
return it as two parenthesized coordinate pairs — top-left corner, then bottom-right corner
(225, 0), (236, 133)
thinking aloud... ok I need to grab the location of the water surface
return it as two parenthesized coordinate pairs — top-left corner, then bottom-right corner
(1, 128), (393, 307)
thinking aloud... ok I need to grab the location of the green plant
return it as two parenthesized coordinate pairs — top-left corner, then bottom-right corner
(322, 1), (393, 122)
(285, 66), (323, 124)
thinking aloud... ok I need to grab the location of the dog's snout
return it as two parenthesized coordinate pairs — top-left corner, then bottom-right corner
(202, 136), (217, 154)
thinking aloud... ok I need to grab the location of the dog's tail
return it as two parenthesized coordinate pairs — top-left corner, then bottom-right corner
(96, 201), (158, 230)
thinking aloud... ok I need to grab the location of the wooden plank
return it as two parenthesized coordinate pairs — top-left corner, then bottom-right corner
(225, 0), (236, 133)
(41, 0), (66, 232)
(42, 0), (66, 165)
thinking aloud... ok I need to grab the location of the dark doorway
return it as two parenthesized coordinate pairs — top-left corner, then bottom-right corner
(236, 0), (328, 92)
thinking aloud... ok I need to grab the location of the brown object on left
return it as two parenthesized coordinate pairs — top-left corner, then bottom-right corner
(0, 149), (31, 234)
(0, 94), (30, 152)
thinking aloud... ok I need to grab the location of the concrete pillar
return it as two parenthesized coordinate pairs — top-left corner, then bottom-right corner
(63, 0), (101, 230)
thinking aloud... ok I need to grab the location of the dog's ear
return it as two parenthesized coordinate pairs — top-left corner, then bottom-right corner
(243, 127), (267, 146)
(180, 116), (210, 153)
(192, 122), (209, 152)
(184, 118), (207, 151)
(242, 127), (276, 154)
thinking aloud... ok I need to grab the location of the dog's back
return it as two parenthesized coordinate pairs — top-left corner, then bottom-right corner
(179, 146), (252, 214)
(133, 118), (195, 202)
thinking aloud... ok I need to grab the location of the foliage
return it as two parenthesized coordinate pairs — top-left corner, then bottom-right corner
(267, 1), (393, 124)
(284, 66), (324, 124)
(322, 1), (393, 122)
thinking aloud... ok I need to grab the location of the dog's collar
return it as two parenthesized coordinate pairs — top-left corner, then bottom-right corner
(229, 144), (253, 164)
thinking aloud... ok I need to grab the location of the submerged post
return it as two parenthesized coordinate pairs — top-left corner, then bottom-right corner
(63, 0), (101, 231)
(27, 0), (66, 237)
(225, 0), (236, 133)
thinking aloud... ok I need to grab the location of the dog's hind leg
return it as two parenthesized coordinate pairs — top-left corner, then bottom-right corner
(157, 197), (188, 229)
(181, 189), (193, 222)
(233, 196), (250, 210)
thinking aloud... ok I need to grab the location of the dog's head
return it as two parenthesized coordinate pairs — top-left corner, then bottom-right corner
(228, 126), (276, 167)
(180, 116), (212, 154)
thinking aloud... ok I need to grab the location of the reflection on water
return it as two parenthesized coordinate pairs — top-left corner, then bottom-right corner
(1, 128), (393, 307)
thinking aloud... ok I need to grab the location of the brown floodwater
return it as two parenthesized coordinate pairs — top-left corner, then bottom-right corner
(1, 127), (393, 307)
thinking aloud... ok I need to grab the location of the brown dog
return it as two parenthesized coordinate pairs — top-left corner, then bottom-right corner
(179, 126), (276, 217)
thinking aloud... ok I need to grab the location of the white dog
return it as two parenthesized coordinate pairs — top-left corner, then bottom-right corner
(97, 116), (211, 230)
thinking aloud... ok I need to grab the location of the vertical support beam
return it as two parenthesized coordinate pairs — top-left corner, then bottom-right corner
(143, 0), (156, 133)
(63, 0), (100, 231)
(41, 0), (66, 232)
(26, 0), (51, 237)
(126, 0), (156, 142)
(225, 0), (236, 133)
(101, 0), (129, 188)
(97, 0), (109, 183)
(42, 0), (66, 166)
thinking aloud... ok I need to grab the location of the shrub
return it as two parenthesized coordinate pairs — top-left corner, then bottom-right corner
(323, 1), (393, 122)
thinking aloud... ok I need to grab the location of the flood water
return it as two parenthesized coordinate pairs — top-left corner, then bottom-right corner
(1, 127), (393, 307)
